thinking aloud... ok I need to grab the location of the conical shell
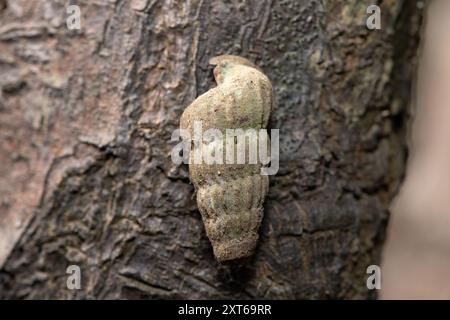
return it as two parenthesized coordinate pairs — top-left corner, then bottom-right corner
(180, 55), (273, 262)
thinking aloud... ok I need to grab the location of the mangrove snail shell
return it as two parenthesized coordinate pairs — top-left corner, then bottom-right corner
(180, 55), (273, 262)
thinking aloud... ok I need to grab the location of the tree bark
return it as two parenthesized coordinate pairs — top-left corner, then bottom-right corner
(0, 0), (422, 299)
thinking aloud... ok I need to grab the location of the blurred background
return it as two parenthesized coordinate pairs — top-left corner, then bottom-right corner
(382, 0), (450, 299)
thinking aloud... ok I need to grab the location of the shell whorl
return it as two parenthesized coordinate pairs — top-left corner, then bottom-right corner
(180, 55), (273, 262)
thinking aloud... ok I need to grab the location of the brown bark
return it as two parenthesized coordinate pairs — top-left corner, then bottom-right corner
(0, 0), (422, 299)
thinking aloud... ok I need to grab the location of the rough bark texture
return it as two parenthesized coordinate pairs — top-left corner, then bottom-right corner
(0, 0), (421, 299)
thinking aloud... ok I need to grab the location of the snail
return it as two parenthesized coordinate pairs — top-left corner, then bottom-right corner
(180, 55), (274, 262)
